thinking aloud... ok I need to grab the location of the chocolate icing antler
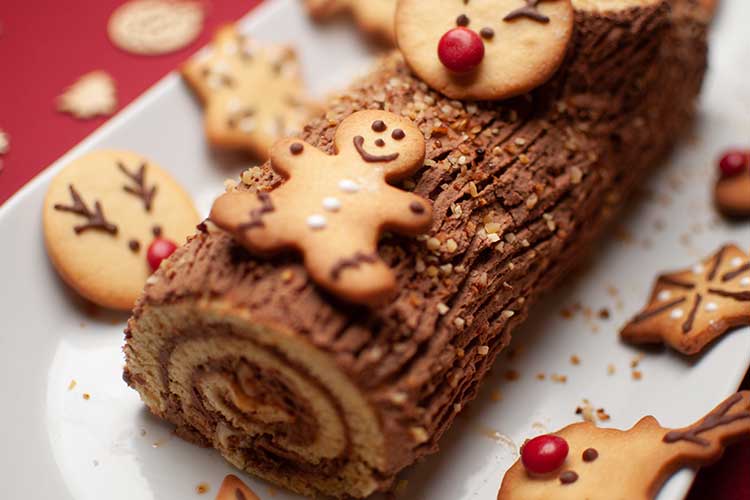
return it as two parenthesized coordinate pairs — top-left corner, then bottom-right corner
(54, 185), (118, 235)
(504, 0), (550, 23)
(118, 161), (157, 212)
(664, 392), (750, 446)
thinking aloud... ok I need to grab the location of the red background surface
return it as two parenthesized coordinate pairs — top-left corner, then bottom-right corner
(0, 1), (747, 498)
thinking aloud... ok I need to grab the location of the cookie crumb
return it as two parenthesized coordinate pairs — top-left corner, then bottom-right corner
(596, 408), (611, 422)
(536, 372), (546, 381)
(607, 364), (616, 375)
(598, 308), (610, 320)
(575, 399), (595, 423)
(82, 393), (91, 400)
(570, 355), (581, 366)
(68, 379), (77, 391)
(630, 354), (644, 368)
(551, 373), (567, 383)
(632, 370), (643, 381)
(195, 482), (209, 494)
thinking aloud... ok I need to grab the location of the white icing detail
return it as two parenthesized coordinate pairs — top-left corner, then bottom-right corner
(322, 197), (341, 212)
(692, 264), (705, 275)
(307, 214), (327, 230)
(670, 309), (684, 319)
(731, 257), (744, 268)
(741, 277), (750, 287)
(705, 302), (718, 312)
(339, 179), (360, 193)
(226, 97), (242, 113)
(657, 290), (672, 301)
(238, 117), (255, 133)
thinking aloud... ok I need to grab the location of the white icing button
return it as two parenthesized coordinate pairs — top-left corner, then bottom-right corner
(238, 117), (255, 133)
(705, 302), (718, 312)
(322, 197), (341, 212)
(657, 290), (672, 301)
(306, 214), (327, 230)
(692, 264), (705, 275)
(671, 309), (684, 319)
(731, 257), (744, 268)
(226, 97), (242, 113)
(339, 179), (360, 193)
(741, 277), (750, 287)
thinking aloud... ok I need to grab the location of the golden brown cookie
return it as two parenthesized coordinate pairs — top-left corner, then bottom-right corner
(305, 0), (397, 44)
(43, 150), (199, 310)
(620, 244), (750, 355)
(215, 475), (259, 500)
(715, 152), (750, 218)
(182, 26), (314, 159)
(210, 110), (432, 305)
(108, 0), (204, 56)
(57, 71), (117, 120)
(396, 0), (574, 100)
(498, 391), (750, 500)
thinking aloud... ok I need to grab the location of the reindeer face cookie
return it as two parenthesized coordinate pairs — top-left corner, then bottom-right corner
(43, 150), (199, 310)
(210, 110), (432, 305)
(183, 26), (313, 159)
(396, 0), (574, 100)
(498, 392), (750, 500)
(715, 150), (750, 219)
(620, 244), (750, 355)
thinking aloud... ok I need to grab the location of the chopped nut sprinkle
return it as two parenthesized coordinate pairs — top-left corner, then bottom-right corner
(437, 302), (450, 315)
(478, 345), (490, 356)
(410, 427), (429, 443)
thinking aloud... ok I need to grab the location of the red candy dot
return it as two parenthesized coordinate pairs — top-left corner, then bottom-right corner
(147, 237), (178, 272)
(521, 435), (569, 475)
(718, 150), (749, 178)
(437, 27), (485, 73)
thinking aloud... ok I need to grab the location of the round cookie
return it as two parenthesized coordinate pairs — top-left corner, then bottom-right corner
(108, 0), (204, 56)
(43, 150), (200, 310)
(395, 0), (574, 101)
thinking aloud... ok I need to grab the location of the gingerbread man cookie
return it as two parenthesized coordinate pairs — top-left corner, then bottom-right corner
(182, 26), (314, 158)
(396, 0), (574, 100)
(715, 150), (750, 219)
(43, 150), (199, 310)
(305, 0), (397, 44)
(215, 475), (259, 500)
(210, 110), (432, 305)
(498, 391), (750, 500)
(620, 244), (750, 355)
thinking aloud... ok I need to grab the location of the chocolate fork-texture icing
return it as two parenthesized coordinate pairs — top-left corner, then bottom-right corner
(123, 1), (709, 497)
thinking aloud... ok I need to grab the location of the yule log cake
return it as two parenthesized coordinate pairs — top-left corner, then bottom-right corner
(123, 0), (711, 497)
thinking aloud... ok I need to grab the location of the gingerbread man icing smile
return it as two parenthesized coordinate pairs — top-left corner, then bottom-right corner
(210, 110), (433, 305)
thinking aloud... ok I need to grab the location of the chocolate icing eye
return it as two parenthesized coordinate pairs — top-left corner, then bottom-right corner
(371, 120), (387, 132)
(392, 129), (405, 140)
(375, 139), (386, 147)
(456, 14), (470, 27)
(480, 27), (495, 40)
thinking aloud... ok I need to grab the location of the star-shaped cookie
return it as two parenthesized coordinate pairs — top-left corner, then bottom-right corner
(182, 26), (314, 158)
(621, 244), (750, 355)
(305, 0), (396, 44)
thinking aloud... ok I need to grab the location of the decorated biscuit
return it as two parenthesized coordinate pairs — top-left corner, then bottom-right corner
(57, 71), (117, 120)
(215, 475), (259, 500)
(395, 0), (574, 100)
(182, 26), (314, 158)
(108, 0), (204, 56)
(714, 150), (750, 219)
(305, 0), (397, 43)
(498, 391), (750, 500)
(620, 244), (750, 355)
(210, 110), (432, 305)
(43, 150), (199, 310)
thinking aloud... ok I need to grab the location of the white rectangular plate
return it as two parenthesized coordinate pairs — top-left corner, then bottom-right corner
(1, 1), (749, 499)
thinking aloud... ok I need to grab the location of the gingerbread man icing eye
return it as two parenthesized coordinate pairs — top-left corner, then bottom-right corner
(396, 0), (574, 101)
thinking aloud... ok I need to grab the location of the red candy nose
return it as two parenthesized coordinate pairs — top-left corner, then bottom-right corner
(521, 434), (570, 475)
(718, 150), (750, 178)
(437, 27), (485, 73)
(147, 237), (178, 272)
